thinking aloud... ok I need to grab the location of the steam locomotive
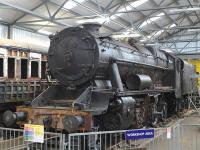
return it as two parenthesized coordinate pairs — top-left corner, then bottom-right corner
(3, 24), (197, 132)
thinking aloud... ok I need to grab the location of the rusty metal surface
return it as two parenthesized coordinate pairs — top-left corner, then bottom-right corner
(16, 106), (92, 131)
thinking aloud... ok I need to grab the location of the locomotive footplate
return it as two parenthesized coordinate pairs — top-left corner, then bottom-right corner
(117, 88), (175, 96)
(15, 106), (92, 132)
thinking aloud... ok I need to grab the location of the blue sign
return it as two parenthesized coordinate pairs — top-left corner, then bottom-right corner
(125, 129), (154, 140)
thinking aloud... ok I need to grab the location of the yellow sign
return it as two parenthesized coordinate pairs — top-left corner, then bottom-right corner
(24, 124), (44, 143)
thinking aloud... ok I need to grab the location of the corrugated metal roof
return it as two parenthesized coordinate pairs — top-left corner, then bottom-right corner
(0, 0), (200, 54)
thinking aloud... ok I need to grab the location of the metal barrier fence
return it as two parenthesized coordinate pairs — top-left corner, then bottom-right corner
(1, 123), (200, 150)
(0, 127), (64, 150)
(65, 125), (184, 150)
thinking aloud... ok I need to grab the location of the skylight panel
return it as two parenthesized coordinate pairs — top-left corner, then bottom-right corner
(38, 29), (52, 35)
(169, 23), (176, 28)
(170, 7), (200, 12)
(140, 39), (146, 42)
(120, 0), (148, 12)
(119, 5), (132, 12)
(64, 1), (76, 9)
(145, 29), (164, 40)
(140, 13), (165, 28)
(77, 17), (110, 24)
(147, 35), (152, 39)
(154, 30), (164, 37)
(156, 12), (165, 17)
(112, 33), (141, 38)
(64, 0), (85, 9)
(130, 0), (149, 8)
(110, 0), (149, 20)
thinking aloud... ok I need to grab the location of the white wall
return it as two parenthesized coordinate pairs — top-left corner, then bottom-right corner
(11, 27), (50, 48)
(0, 24), (8, 38)
(0, 23), (50, 49)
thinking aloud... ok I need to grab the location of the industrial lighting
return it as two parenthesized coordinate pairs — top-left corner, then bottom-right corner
(123, 31), (130, 35)
(188, 29), (200, 32)
(162, 24), (176, 30)
(169, 24), (176, 28)
(145, 43), (156, 46)
(140, 13), (165, 28)
(38, 29), (52, 35)
(146, 30), (164, 39)
(77, 17), (110, 24)
(112, 33), (141, 38)
(123, 29), (136, 35)
(157, 13), (165, 17)
(147, 35), (151, 39)
(162, 49), (173, 53)
(127, 28), (134, 32)
(170, 7), (200, 12)
(154, 30), (164, 37)
(110, 0), (149, 20)
(64, 0), (85, 9)
(140, 39), (147, 42)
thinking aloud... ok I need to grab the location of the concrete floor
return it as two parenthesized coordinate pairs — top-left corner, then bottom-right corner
(112, 111), (200, 150)
(179, 111), (200, 150)
(145, 111), (200, 150)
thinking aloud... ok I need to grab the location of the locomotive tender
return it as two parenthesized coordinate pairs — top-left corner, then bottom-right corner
(5, 24), (197, 132)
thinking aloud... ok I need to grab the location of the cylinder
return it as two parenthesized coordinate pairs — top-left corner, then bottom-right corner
(126, 74), (152, 90)
(2, 110), (27, 127)
(63, 115), (84, 132)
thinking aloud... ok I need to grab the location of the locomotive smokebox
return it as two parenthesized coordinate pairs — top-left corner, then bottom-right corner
(48, 26), (99, 87)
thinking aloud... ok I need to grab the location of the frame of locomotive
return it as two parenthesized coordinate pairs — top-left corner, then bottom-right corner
(8, 24), (198, 133)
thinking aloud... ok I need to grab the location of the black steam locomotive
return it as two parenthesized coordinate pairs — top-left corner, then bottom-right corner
(4, 24), (197, 132)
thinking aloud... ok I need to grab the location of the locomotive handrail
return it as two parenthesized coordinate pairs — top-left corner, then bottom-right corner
(111, 58), (168, 70)
(117, 89), (175, 96)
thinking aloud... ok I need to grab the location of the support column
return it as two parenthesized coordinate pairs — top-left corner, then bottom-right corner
(27, 60), (31, 78)
(16, 59), (21, 79)
(3, 57), (8, 78)
(16, 51), (20, 79)
(38, 60), (41, 78)
(7, 25), (11, 39)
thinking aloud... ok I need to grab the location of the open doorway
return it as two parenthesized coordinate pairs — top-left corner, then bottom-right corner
(0, 58), (3, 77)
(31, 61), (39, 77)
(41, 61), (46, 79)
(21, 59), (27, 79)
(8, 58), (15, 78)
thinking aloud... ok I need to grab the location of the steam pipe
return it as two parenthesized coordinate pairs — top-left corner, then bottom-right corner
(110, 63), (124, 92)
